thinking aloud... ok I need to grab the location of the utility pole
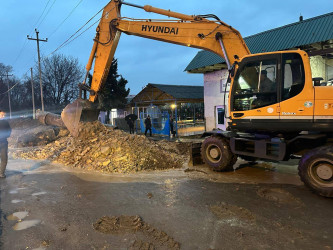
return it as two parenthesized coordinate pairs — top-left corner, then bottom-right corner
(30, 68), (36, 119)
(28, 29), (47, 112)
(0, 72), (13, 118)
(6, 72), (13, 118)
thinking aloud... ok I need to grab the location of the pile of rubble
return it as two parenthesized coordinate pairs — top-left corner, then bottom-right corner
(12, 121), (190, 173)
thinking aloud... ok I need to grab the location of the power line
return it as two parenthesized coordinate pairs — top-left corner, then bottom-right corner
(47, 5), (109, 56)
(48, 0), (84, 39)
(12, 0), (52, 69)
(0, 78), (20, 95)
(7, 2), (108, 96)
(12, 40), (29, 66)
(36, 0), (57, 29)
(32, 0), (52, 33)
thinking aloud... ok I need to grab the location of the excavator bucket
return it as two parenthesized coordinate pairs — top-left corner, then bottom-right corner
(60, 0), (121, 137)
(61, 99), (99, 137)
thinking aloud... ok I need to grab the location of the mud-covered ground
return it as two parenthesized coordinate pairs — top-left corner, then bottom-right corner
(1, 118), (332, 249)
(0, 158), (332, 250)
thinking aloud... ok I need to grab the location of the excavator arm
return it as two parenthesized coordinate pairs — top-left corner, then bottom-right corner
(62, 0), (250, 136)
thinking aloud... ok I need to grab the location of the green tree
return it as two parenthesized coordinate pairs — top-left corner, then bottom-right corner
(99, 58), (130, 111)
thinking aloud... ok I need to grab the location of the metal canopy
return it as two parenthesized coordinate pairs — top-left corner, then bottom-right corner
(186, 12), (333, 73)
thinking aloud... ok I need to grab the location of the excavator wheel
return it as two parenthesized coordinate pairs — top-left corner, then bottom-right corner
(298, 146), (333, 198)
(200, 136), (236, 172)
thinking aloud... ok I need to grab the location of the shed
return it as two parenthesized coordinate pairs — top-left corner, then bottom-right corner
(131, 83), (203, 105)
(130, 83), (205, 136)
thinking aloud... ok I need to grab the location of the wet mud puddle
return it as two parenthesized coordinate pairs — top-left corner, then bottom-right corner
(7, 211), (29, 221)
(13, 220), (41, 231)
(7, 211), (41, 231)
(94, 215), (180, 250)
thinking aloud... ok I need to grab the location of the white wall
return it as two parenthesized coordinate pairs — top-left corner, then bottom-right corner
(204, 69), (229, 131)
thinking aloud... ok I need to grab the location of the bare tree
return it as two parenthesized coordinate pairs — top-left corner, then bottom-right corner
(38, 54), (84, 110)
(0, 63), (14, 112)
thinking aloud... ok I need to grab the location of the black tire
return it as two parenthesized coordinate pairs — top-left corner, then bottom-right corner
(200, 136), (236, 172)
(298, 146), (333, 198)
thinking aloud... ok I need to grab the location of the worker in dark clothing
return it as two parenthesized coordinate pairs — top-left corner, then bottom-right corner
(125, 114), (138, 134)
(259, 70), (275, 92)
(127, 118), (134, 134)
(0, 110), (11, 178)
(170, 117), (176, 138)
(144, 115), (152, 136)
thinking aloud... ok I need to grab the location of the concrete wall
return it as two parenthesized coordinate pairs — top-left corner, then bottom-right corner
(203, 69), (229, 131)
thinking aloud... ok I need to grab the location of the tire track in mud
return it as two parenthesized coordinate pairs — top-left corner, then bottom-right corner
(256, 187), (304, 207)
(209, 190), (307, 246)
(93, 215), (180, 250)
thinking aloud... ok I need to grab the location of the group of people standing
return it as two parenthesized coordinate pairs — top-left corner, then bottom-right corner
(126, 114), (176, 138)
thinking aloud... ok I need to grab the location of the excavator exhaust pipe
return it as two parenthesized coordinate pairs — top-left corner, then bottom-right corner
(61, 99), (100, 137)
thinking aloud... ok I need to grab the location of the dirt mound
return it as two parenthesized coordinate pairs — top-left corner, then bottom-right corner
(94, 215), (180, 250)
(12, 121), (189, 173)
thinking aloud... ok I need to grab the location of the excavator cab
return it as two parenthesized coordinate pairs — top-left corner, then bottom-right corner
(229, 50), (316, 133)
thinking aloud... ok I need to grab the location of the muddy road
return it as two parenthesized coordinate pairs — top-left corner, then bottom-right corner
(0, 158), (332, 249)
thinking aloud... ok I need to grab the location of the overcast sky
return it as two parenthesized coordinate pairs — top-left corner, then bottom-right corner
(1, 0), (332, 94)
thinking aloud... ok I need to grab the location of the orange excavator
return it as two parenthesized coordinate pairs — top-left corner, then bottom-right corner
(61, 0), (333, 197)
(61, 0), (250, 137)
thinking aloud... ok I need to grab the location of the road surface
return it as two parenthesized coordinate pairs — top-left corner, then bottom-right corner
(0, 158), (332, 249)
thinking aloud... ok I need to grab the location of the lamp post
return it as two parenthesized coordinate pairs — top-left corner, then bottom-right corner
(171, 102), (177, 137)
(171, 103), (176, 118)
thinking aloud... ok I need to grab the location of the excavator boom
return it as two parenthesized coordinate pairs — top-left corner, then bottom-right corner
(61, 0), (250, 136)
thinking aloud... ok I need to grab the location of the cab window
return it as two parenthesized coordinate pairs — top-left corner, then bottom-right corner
(281, 53), (305, 101)
(232, 59), (277, 111)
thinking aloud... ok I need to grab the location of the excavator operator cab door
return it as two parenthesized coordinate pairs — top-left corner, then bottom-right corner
(279, 53), (314, 131)
(229, 51), (313, 132)
(229, 53), (281, 131)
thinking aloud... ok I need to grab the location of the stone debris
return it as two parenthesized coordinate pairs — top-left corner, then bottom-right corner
(12, 121), (190, 173)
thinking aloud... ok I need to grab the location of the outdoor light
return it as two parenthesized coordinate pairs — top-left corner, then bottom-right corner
(171, 104), (176, 109)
